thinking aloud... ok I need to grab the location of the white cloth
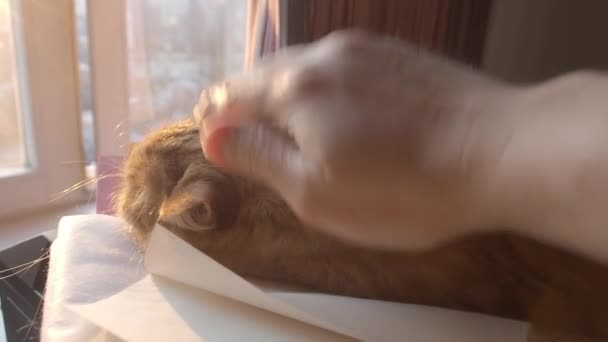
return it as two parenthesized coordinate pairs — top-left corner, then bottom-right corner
(42, 215), (529, 342)
(41, 215), (145, 341)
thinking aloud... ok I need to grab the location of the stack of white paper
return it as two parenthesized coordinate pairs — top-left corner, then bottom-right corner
(68, 225), (530, 341)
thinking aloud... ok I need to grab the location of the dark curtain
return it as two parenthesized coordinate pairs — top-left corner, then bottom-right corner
(285, 0), (492, 67)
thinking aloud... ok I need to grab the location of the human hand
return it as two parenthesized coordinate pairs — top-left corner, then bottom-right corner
(195, 30), (521, 250)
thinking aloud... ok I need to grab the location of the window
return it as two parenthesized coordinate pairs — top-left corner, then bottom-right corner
(79, 0), (247, 159)
(0, 3), (27, 176)
(74, 1), (247, 212)
(0, 0), (86, 219)
(125, 0), (247, 141)
(0, 0), (249, 219)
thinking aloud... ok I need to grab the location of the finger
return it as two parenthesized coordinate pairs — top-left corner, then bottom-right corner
(205, 121), (311, 199)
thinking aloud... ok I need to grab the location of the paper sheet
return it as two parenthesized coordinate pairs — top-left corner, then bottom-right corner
(70, 275), (350, 342)
(69, 224), (530, 341)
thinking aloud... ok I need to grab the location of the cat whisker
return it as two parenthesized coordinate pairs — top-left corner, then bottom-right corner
(20, 286), (44, 341)
(113, 120), (128, 134)
(101, 159), (127, 171)
(59, 160), (92, 165)
(0, 256), (48, 276)
(0, 251), (48, 340)
(50, 174), (122, 202)
(0, 252), (49, 280)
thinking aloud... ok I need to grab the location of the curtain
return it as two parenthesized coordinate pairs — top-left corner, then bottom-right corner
(248, 0), (492, 67)
(244, 0), (285, 69)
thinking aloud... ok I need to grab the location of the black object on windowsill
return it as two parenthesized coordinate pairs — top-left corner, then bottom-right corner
(0, 235), (51, 342)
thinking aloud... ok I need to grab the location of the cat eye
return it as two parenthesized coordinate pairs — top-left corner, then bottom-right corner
(185, 203), (215, 228)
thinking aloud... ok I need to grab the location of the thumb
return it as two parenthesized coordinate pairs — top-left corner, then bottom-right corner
(204, 122), (308, 193)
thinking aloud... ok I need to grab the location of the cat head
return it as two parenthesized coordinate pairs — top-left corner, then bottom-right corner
(114, 119), (328, 270)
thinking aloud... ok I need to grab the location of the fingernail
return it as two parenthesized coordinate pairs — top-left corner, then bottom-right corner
(203, 127), (233, 166)
(195, 81), (231, 122)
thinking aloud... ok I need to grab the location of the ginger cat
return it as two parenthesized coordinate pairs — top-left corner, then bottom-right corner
(115, 119), (608, 341)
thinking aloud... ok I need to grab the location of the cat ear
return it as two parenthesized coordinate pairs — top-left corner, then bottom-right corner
(159, 179), (216, 230)
(159, 186), (196, 218)
(158, 164), (240, 231)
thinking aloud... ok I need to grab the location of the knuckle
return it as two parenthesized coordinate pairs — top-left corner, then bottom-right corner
(320, 29), (375, 55)
(271, 62), (337, 103)
(289, 66), (336, 97)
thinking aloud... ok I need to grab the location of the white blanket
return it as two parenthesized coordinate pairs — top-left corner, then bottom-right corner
(42, 215), (530, 341)
(41, 215), (145, 341)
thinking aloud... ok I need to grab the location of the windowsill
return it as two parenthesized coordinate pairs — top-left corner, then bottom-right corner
(0, 201), (96, 251)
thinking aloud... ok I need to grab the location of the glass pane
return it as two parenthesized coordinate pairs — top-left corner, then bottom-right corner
(75, 0), (96, 165)
(126, 0), (247, 141)
(0, 0), (28, 176)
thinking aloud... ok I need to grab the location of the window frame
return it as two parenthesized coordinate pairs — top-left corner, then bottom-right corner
(86, 0), (130, 159)
(0, 0), (87, 219)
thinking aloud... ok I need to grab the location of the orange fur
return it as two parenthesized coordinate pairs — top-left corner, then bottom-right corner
(115, 119), (608, 340)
